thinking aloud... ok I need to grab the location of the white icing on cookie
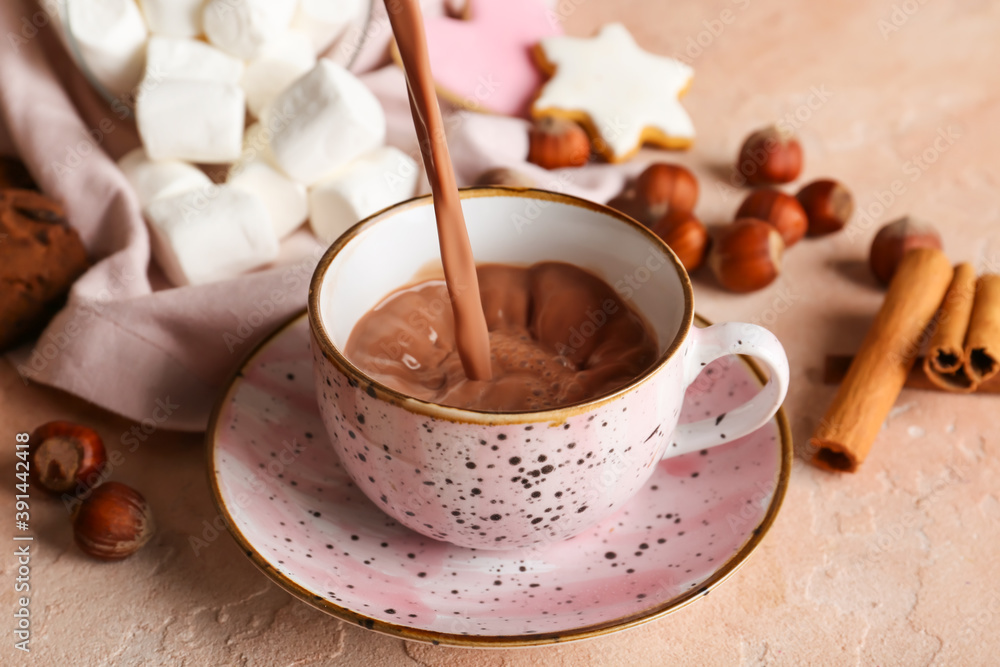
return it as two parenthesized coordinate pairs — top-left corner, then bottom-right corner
(533, 23), (695, 162)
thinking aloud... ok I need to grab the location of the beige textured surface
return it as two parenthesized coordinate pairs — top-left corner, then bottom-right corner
(3, 0), (1000, 664)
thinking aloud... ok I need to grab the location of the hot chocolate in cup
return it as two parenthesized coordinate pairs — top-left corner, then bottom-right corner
(308, 188), (789, 550)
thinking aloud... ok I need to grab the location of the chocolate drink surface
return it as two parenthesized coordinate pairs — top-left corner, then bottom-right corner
(344, 262), (659, 412)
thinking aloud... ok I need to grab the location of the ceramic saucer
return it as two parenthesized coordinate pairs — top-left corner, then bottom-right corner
(207, 311), (791, 647)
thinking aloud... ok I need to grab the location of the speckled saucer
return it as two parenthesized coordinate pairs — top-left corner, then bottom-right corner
(207, 311), (791, 647)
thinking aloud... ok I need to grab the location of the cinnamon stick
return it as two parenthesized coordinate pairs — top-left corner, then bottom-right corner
(964, 274), (1000, 384)
(923, 262), (977, 392)
(824, 355), (1000, 394)
(810, 248), (953, 473)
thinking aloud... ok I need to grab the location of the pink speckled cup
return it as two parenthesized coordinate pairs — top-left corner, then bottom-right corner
(308, 188), (789, 550)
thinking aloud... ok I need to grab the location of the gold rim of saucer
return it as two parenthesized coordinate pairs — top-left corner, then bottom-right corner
(205, 310), (793, 648)
(307, 186), (696, 425)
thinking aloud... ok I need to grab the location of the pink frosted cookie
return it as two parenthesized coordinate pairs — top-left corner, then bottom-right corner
(533, 23), (695, 162)
(395, 0), (561, 117)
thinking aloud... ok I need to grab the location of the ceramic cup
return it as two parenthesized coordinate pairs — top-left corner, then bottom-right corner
(308, 188), (789, 550)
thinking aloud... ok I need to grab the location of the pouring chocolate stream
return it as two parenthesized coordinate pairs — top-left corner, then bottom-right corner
(384, 0), (493, 381)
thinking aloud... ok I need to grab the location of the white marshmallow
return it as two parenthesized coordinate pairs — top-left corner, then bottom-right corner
(117, 148), (212, 207)
(228, 125), (308, 238)
(65, 0), (149, 98)
(202, 0), (297, 59)
(266, 60), (386, 185)
(136, 80), (245, 163)
(229, 160), (308, 239)
(137, 0), (205, 38)
(290, 0), (365, 53)
(308, 146), (419, 243)
(145, 36), (244, 84)
(144, 185), (279, 286)
(242, 31), (317, 118)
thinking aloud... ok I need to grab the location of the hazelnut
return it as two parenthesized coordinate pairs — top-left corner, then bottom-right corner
(607, 192), (654, 228)
(869, 217), (942, 285)
(651, 210), (709, 272)
(735, 188), (808, 247)
(29, 421), (107, 495)
(797, 179), (854, 236)
(72, 482), (155, 561)
(709, 219), (785, 293)
(607, 164), (699, 228)
(737, 126), (803, 185)
(527, 116), (591, 169)
(634, 163), (699, 218)
(474, 167), (536, 189)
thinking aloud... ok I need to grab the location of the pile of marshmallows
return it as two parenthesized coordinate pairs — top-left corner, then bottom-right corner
(72, 0), (420, 286)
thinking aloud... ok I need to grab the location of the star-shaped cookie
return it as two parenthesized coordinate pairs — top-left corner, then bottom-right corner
(533, 23), (695, 162)
(392, 0), (561, 118)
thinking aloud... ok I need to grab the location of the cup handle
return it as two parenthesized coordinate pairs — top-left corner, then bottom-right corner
(664, 322), (790, 458)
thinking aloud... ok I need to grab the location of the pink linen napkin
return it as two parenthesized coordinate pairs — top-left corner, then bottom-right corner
(1, 0), (639, 432)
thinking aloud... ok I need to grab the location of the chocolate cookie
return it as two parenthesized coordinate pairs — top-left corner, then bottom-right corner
(0, 157), (37, 191)
(0, 189), (88, 350)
